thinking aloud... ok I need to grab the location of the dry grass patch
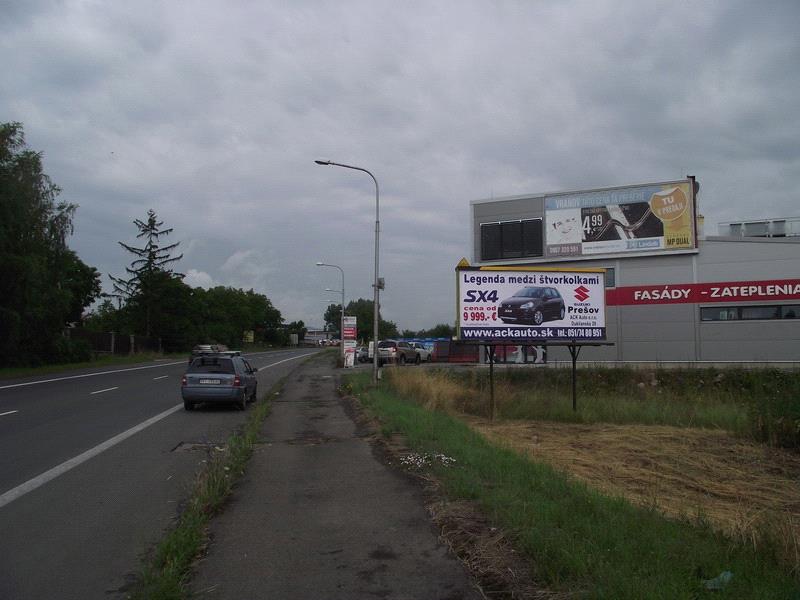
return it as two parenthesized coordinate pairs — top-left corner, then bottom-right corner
(467, 417), (800, 576)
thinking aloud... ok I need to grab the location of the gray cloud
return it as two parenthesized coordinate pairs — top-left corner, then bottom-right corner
(2, 0), (798, 330)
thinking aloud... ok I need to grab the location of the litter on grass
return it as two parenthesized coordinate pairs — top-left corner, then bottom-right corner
(400, 452), (456, 469)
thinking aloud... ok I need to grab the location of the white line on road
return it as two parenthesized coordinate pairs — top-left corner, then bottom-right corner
(153, 375), (169, 380)
(0, 350), (319, 510)
(0, 361), (187, 391)
(90, 387), (119, 395)
(0, 350), (307, 391)
(256, 352), (317, 371)
(0, 404), (183, 510)
(0, 410), (18, 417)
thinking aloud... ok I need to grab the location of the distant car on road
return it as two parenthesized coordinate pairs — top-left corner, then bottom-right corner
(410, 342), (432, 362)
(189, 343), (230, 363)
(498, 287), (565, 325)
(182, 354), (258, 411)
(377, 340), (418, 366)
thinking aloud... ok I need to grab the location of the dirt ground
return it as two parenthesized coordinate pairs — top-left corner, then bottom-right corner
(464, 417), (800, 563)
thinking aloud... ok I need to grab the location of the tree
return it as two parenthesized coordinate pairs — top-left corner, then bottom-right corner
(323, 303), (342, 334)
(285, 320), (307, 341)
(329, 298), (398, 343)
(0, 122), (101, 365)
(111, 209), (183, 337)
(416, 323), (455, 339)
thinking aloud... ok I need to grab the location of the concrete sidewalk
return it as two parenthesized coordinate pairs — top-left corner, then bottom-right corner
(190, 356), (482, 599)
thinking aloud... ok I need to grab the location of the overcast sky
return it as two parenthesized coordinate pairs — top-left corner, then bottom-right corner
(2, 1), (798, 331)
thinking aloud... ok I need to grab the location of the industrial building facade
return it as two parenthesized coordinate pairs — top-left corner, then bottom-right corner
(470, 180), (800, 364)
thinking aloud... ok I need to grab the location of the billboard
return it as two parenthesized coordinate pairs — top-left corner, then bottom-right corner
(544, 179), (696, 259)
(457, 266), (606, 342)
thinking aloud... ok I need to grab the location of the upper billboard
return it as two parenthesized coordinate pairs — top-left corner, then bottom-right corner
(544, 179), (696, 259)
(457, 266), (606, 342)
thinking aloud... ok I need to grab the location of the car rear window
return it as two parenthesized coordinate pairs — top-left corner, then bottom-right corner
(188, 357), (235, 374)
(378, 341), (396, 348)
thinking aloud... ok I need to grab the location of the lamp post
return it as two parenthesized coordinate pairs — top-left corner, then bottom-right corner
(316, 262), (345, 364)
(315, 159), (381, 384)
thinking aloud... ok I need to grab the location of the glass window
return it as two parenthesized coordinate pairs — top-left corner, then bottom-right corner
(189, 358), (235, 373)
(501, 221), (523, 258)
(741, 305), (780, 320)
(481, 219), (543, 261)
(781, 305), (800, 319)
(480, 223), (502, 260)
(700, 307), (739, 321)
(604, 268), (616, 288)
(522, 219), (543, 257)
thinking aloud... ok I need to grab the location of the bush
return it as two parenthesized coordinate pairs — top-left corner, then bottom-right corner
(746, 370), (800, 448)
(48, 337), (93, 364)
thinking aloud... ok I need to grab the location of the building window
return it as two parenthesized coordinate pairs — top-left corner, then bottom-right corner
(700, 304), (799, 321)
(604, 268), (615, 288)
(741, 306), (780, 320)
(480, 219), (542, 261)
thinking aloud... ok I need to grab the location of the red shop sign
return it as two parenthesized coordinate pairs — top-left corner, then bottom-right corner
(606, 278), (800, 306)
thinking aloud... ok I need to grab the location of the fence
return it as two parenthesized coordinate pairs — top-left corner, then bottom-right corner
(64, 328), (160, 355)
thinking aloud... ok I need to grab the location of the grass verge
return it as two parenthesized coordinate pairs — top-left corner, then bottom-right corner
(346, 371), (800, 599)
(387, 366), (800, 447)
(130, 379), (281, 599)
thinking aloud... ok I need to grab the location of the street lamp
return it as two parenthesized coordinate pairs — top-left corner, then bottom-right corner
(316, 262), (345, 364)
(315, 159), (381, 384)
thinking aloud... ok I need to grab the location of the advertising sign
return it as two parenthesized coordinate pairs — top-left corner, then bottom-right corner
(606, 278), (800, 306)
(343, 316), (357, 341)
(458, 267), (606, 342)
(343, 316), (357, 368)
(544, 180), (696, 259)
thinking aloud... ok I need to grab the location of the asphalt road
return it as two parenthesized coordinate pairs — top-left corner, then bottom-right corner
(0, 348), (318, 600)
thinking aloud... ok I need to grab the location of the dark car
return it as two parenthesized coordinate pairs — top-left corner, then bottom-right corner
(181, 355), (258, 411)
(188, 343), (229, 363)
(498, 286), (565, 325)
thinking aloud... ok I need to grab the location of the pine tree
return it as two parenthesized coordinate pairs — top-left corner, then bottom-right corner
(111, 209), (183, 337)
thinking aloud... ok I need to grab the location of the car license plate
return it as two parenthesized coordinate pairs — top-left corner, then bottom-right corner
(199, 378), (221, 384)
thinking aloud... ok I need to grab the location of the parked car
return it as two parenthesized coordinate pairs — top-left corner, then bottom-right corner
(357, 346), (370, 363)
(410, 342), (432, 362)
(377, 340), (418, 365)
(182, 354), (258, 411)
(498, 287), (565, 325)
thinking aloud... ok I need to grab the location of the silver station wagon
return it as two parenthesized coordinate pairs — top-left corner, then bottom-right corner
(181, 355), (258, 411)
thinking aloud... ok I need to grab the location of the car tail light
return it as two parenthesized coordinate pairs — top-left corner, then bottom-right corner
(181, 375), (187, 386)
(233, 375), (242, 387)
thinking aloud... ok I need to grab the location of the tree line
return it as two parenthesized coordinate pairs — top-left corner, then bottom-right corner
(323, 300), (454, 342)
(0, 122), (301, 367)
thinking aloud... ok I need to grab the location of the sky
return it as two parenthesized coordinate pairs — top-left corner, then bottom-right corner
(2, 1), (798, 331)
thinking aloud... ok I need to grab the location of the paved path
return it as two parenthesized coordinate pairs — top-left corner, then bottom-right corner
(191, 357), (482, 599)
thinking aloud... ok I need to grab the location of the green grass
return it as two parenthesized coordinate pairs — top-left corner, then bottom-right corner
(391, 366), (800, 446)
(347, 372), (800, 599)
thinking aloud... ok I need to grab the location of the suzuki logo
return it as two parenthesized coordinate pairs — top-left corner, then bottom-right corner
(574, 286), (590, 302)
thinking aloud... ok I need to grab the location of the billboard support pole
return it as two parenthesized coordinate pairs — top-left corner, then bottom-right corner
(568, 341), (581, 411)
(487, 345), (496, 421)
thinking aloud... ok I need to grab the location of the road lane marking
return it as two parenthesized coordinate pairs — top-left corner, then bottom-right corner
(90, 387), (119, 395)
(0, 404), (183, 509)
(153, 375), (169, 380)
(255, 352), (317, 372)
(0, 410), (18, 417)
(0, 361), (187, 390)
(0, 350), (311, 391)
